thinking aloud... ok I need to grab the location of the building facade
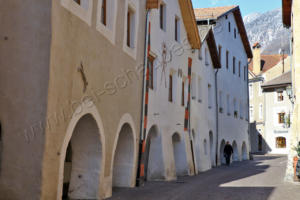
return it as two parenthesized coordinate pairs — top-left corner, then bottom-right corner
(0, 1), (253, 200)
(0, 0), (147, 199)
(195, 6), (252, 164)
(262, 72), (292, 155)
(248, 43), (292, 154)
(282, 0), (300, 181)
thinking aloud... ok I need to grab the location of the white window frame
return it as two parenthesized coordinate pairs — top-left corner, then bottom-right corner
(250, 105), (254, 122)
(96, 0), (118, 44)
(249, 83), (253, 99)
(123, 0), (139, 60)
(60, 0), (93, 26)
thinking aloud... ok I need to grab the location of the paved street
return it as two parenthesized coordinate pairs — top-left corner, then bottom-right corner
(109, 155), (300, 200)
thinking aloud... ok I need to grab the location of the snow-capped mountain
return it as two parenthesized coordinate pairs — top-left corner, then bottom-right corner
(244, 8), (290, 55)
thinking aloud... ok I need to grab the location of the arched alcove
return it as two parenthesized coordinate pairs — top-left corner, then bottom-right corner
(63, 114), (103, 199)
(209, 131), (214, 166)
(232, 141), (239, 162)
(172, 133), (188, 176)
(242, 142), (248, 160)
(219, 140), (226, 165)
(112, 123), (135, 187)
(144, 125), (164, 180)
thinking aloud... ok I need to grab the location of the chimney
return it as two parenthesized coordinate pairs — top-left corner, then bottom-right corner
(253, 42), (261, 75)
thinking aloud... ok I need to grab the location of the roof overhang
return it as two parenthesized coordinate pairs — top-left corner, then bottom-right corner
(262, 83), (291, 92)
(195, 6), (253, 58)
(282, 0), (292, 27)
(178, 0), (201, 49)
(232, 8), (253, 59)
(206, 29), (221, 69)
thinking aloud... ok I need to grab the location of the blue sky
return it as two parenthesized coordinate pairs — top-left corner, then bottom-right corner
(192, 0), (282, 16)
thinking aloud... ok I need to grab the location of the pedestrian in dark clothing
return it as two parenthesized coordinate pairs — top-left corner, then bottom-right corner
(224, 141), (233, 166)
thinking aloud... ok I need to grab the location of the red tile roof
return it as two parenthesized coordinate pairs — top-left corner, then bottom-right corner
(249, 54), (288, 74)
(194, 6), (253, 59)
(194, 6), (237, 20)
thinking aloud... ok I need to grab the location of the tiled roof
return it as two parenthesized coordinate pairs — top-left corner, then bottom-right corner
(194, 6), (253, 59)
(194, 5), (237, 20)
(262, 71), (291, 89)
(249, 54), (288, 74)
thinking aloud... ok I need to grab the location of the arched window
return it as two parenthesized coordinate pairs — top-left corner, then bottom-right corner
(276, 137), (286, 148)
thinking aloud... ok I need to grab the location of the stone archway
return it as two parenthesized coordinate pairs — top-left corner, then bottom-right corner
(242, 142), (248, 160)
(209, 131), (214, 166)
(144, 125), (164, 181)
(62, 114), (103, 200)
(232, 141), (239, 162)
(112, 123), (135, 188)
(219, 140), (226, 165)
(172, 132), (188, 176)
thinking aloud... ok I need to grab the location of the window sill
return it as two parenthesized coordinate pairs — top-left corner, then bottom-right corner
(96, 22), (116, 45)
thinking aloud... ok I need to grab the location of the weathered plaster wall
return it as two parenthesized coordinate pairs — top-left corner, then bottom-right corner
(286, 0), (300, 181)
(0, 0), (51, 199)
(41, 0), (145, 199)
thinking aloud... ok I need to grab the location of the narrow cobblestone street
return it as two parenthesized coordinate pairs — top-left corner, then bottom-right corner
(109, 155), (300, 200)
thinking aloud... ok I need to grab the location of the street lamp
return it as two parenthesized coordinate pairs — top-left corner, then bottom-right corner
(286, 85), (294, 103)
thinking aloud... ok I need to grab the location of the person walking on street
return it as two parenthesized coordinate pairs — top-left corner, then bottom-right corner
(224, 141), (233, 166)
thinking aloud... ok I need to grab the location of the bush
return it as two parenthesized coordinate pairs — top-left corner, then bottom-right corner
(293, 142), (300, 157)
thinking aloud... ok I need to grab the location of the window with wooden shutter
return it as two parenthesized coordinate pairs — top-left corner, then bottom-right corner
(278, 112), (285, 124)
(226, 51), (229, 69)
(277, 92), (284, 101)
(101, 0), (107, 26)
(276, 137), (286, 148)
(181, 81), (185, 106)
(127, 10), (131, 47)
(160, 4), (166, 31)
(233, 56), (236, 74)
(169, 75), (173, 102)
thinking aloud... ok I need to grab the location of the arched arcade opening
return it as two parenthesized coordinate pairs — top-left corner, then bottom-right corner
(62, 114), (103, 200)
(232, 141), (239, 162)
(112, 123), (135, 188)
(172, 132), (188, 176)
(144, 125), (165, 181)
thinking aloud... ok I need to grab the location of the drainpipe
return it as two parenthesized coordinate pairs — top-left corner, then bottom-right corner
(214, 69), (219, 166)
(247, 59), (252, 155)
(136, 9), (150, 187)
